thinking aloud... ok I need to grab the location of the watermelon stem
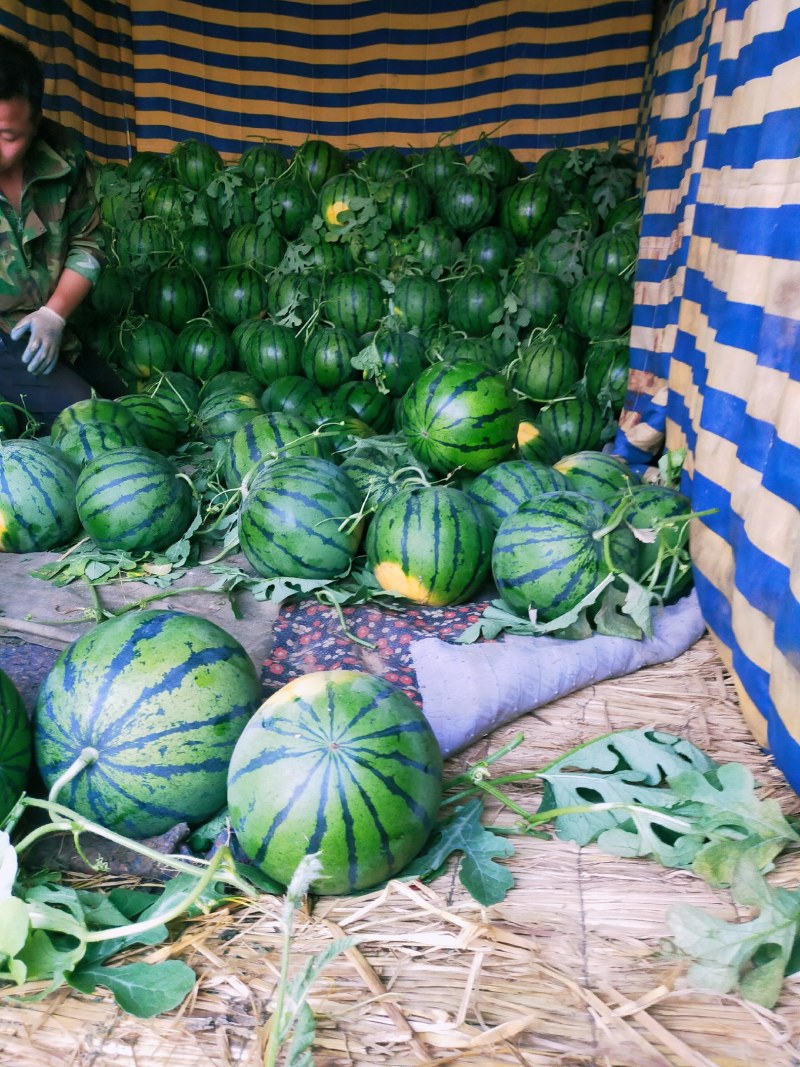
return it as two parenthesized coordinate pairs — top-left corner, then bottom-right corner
(14, 796), (258, 898)
(315, 587), (376, 649)
(47, 747), (99, 810)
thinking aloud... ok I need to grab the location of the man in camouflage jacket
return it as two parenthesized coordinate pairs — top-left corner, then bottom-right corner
(0, 33), (124, 429)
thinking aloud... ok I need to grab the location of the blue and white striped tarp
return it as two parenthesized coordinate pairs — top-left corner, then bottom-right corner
(615, 0), (800, 790)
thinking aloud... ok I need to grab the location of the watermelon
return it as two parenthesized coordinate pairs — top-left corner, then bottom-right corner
(142, 177), (189, 229)
(239, 142), (287, 184)
(469, 139), (520, 189)
(536, 397), (606, 456)
(301, 327), (359, 390)
(399, 359), (519, 473)
(583, 337), (630, 413)
(51, 397), (139, 445)
(75, 446), (194, 553)
(91, 266), (137, 318)
(367, 329), (426, 398)
(318, 171), (369, 228)
(621, 483), (694, 600)
(267, 272), (321, 323)
(170, 138), (223, 190)
(419, 144), (464, 192)
(203, 174), (258, 233)
(566, 272), (633, 340)
(384, 176), (431, 233)
(195, 389), (262, 445)
(553, 451), (639, 503)
(127, 150), (168, 185)
(0, 440), (80, 552)
(227, 669), (442, 894)
(366, 485), (493, 605)
(199, 370), (262, 405)
(390, 275), (446, 331)
(116, 394), (181, 454)
(238, 456), (362, 579)
(223, 412), (321, 488)
(584, 230), (638, 277)
(333, 379), (395, 433)
(261, 375), (323, 415)
(34, 610), (262, 838)
(360, 145), (406, 182)
(437, 172), (496, 233)
(270, 177), (316, 238)
(464, 226), (517, 275)
(511, 269), (568, 329)
(498, 179), (560, 244)
(408, 219), (462, 273)
(209, 266), (269, 326)
(116, 217), (174, 272)
(116, 317), (177, 380)
(447, 273), (505, 337)
(492, 491), (638, 620)
(175, 318), (235, 381)
(467, 459), (571, 528)
(294, 138), (346, 192)
(339, 440), (424, 513)
(227, 223), (286, 273)
(241, 321), (302, 385)
(56, 420), (144, 468)
(325, 270), (386, 335)
(178, 224), (226, 278)
(513, 333), (580, 402)
(0, 668), (32, 821)
(140, 266), (205, 333)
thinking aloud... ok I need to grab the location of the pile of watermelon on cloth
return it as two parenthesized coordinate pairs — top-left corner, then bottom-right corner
(0, 134), (705, 1017)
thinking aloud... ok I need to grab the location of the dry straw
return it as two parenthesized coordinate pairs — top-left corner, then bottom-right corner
(2, 635), (799, 1067)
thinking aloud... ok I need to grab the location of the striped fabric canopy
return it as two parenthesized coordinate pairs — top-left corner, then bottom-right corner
(615, 0), (800, 789)
(1, 0), (653, 163)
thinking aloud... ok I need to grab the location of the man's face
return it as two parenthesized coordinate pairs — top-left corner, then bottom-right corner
(0, 96), (39, 177)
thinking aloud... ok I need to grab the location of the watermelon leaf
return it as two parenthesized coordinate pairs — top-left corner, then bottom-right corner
(667, 859), (800, 1009)
(67, 958), (197, 1018)
(400, 798), (515, 905)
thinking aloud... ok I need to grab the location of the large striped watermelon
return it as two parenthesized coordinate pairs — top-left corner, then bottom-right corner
(390, 275), (446, 331)
(195, 389), (262, 445)
(75, 446), (194, 553)
(399, 359), (519, 474)
(536, 397), (606, 456)
(238, 456), (362, 579)
(467, 459), (570, 528)
(0, 668), (32, 822)
(294, 138), (346, 192)
(260, 375), (322, 416)
(51, 397), (139, 445)
(366, 485), (493, 605)
(227, 669), (443, 894)
(0, 439), (80, 552)
(447, 273), (505, 337)
(513, 333), (581, 402)
(436, 172), (497, 234)
(241, 321), (302, 385)
(492, 490), (638, 620)
(34, 610), (262, 838)
(384, 176), (431, 233)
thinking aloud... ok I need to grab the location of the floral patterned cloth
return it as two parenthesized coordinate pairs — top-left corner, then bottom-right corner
(262, 599), (492, 706)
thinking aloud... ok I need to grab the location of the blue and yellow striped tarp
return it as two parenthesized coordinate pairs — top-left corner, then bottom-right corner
(1, 0), (653, 163)
(615, 0), (800, 790)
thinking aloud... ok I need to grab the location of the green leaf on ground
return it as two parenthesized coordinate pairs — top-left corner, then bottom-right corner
(400, 798), (515, 905)
(68, 959), (197, 1018)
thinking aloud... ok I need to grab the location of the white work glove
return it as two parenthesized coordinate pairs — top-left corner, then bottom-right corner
(10, 307), (66, 376)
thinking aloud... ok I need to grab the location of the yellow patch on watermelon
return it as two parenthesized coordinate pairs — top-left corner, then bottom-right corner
(373, 561), (448, 606)
(517, 420), (541, 448)
(268, 672), (331, 706)
(552, 456), (575, 474)
(324, 200), (350, 226)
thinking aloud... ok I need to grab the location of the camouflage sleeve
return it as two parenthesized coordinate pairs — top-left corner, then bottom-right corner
(62, 147), (104, 284)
